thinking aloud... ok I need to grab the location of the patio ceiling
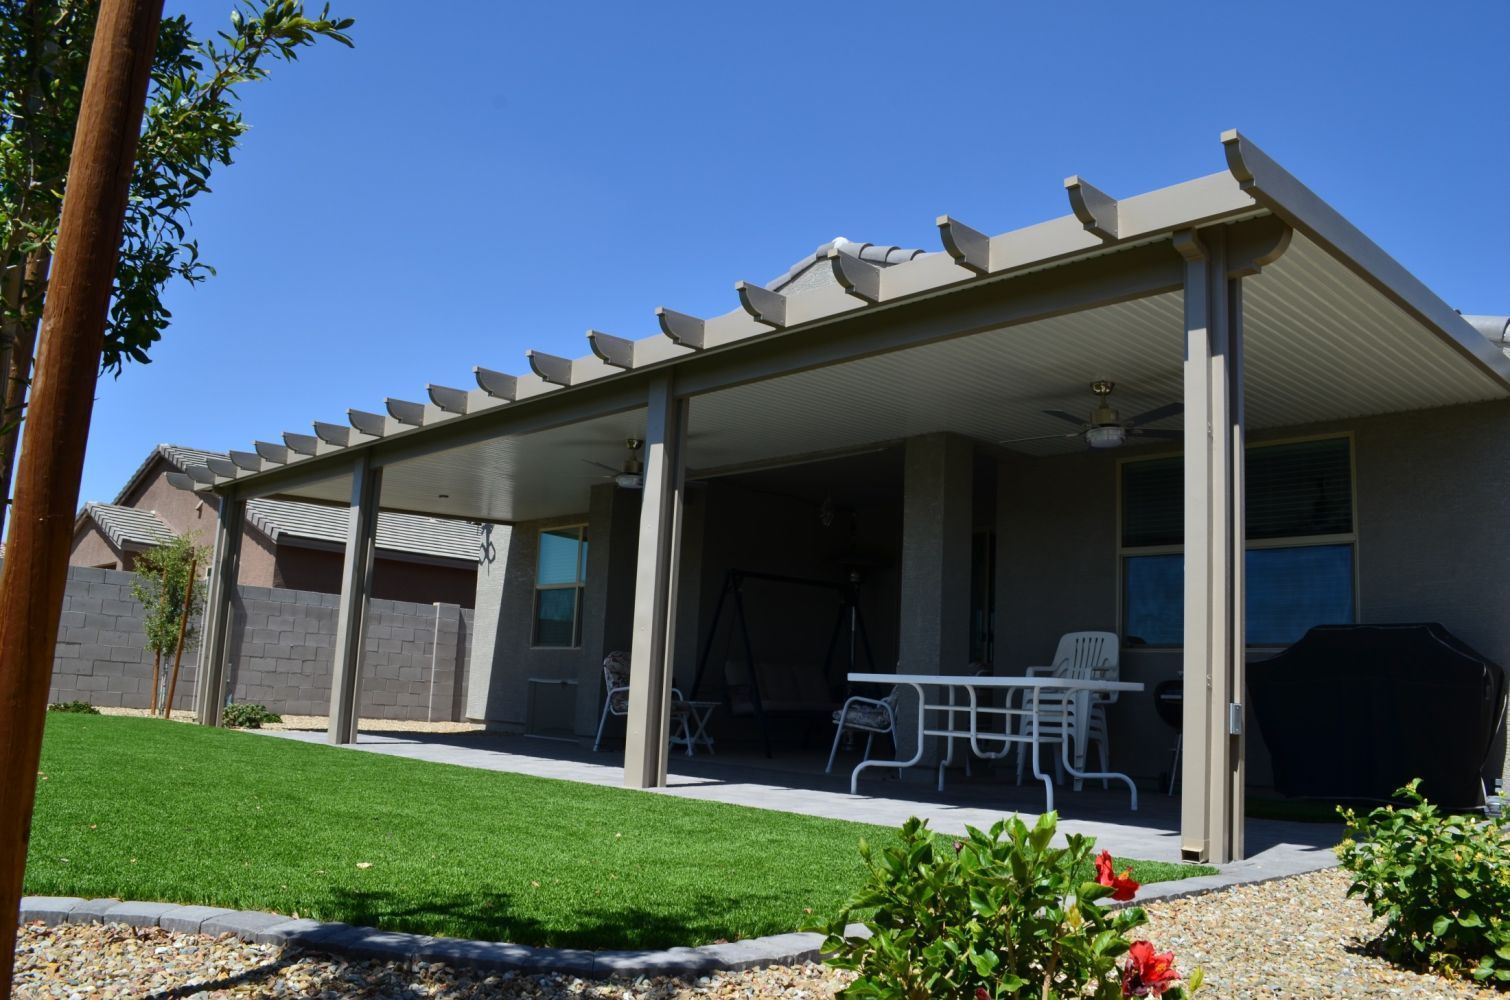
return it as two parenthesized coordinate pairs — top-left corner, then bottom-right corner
(187, 132), (1509, 525)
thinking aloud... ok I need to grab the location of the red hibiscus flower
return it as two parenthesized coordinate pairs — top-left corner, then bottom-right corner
(1122, 940), (1180, 997)
(975, 990), (989, 1000)
(1095, 849), (1140, 901)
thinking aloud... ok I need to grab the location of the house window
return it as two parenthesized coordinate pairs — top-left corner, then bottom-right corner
(1120, 436), (1356, 647)
(533, 525), (588, 647)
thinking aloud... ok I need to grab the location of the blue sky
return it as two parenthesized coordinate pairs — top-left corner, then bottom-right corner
(75, 0), (1509, 508)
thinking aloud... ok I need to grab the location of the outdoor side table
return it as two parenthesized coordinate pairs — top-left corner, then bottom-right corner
(673, 700), (719, 757)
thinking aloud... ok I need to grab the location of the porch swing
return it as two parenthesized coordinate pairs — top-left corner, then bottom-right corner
(688, 568), (878, 757)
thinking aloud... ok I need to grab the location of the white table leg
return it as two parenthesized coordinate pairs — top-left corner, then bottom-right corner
(852, 682), (925, 795)
(1057, 693), (1138, 810)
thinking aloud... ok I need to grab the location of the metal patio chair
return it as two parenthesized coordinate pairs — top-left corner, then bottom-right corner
(593, 650), (692, 751)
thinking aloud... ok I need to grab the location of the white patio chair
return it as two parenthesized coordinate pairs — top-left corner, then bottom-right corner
(1013, 631), (1119, 789)
(593, 650), (692, 751)
(825, 688), (899, 773)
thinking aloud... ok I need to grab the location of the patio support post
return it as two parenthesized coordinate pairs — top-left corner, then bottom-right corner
(192, 494), (245, 726)
(623, 374), (687, 788)
(328, 454), (383, 745)
(1176, 226), (1247, 864)
(896, 432), (974, 765)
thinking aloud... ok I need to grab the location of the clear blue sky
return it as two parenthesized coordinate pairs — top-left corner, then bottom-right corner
(75, 0), (1509, 508)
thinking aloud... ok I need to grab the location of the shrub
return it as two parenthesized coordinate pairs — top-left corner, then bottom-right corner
(1337, 779), (1510, 985)
(221, 703), (282, 729)
(816, 814), (1201, 999)
(47, 700), (100, 715)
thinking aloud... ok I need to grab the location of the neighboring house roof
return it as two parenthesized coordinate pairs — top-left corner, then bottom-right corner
(83, 502), (176, 551)
(244, 498), (480, 563)
(767, 237), (927, 295)
(98, 444), (480, 565)
(113, 444), (225, 505)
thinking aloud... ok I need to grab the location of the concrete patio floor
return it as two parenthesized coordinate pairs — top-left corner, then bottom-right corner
(261, 725), (1342, 898)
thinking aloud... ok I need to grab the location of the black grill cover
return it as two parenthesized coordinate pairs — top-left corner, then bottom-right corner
(1248, 624), (1506, 809)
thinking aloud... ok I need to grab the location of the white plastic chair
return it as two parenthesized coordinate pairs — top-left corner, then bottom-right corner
(593, 650), (691, 752)
(1013, 631), (1120, 788)
(826, 689), (899, 773)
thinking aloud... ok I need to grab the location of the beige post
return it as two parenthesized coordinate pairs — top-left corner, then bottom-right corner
(328, 455), (382, 745)
(1176, 226), (1246, 864)
(623, 375), (687, 788)
(194, 497), (245, 725)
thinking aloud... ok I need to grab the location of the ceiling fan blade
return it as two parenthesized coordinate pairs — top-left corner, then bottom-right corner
(581, 458), (621, 474)
(1042, 409), (1088, 427)
(1125, 401), (1183, 426)
(1129, 428), (1182, 440)
(997, 432), (1082, 445)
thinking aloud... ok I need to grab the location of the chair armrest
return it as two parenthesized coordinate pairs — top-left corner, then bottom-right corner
(1025, 665), (1055, 677)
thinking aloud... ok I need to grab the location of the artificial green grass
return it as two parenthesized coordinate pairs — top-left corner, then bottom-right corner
(27, 715), (1212, 949)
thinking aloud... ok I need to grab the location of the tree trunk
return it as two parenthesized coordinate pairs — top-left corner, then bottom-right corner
(149, 650), (161, 713)
(0, 251), (51, 543)
(163, 557), (197, 718)
(0, 1), (164, 993)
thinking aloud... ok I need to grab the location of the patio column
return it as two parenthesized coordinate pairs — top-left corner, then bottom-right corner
(895, 432), (974, 763)
(1176, 226), (1247, 864)
(328, 454), (383, 745)
(623, 374), (688, 788)
(193, 494), (245, 726)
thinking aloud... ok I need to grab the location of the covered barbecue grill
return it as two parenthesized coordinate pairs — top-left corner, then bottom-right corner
(1247, 624), (1507, 809)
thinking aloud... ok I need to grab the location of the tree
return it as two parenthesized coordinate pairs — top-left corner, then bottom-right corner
(0, 0), (354, 538)
(129, 533), (205, 714)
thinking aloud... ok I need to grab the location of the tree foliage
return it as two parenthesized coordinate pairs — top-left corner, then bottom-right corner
(0, 0), (354, 372)
(129, 533), (207, 658)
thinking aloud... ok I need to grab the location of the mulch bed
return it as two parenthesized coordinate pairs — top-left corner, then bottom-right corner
(12, 868), (1497, 998)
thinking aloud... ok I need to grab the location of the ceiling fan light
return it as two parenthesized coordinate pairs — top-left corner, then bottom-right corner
(614, 472), (645, 490)
(1085, 425), (1126, 449)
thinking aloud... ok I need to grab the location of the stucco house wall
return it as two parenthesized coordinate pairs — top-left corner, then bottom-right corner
(995, 397), (1510, 787)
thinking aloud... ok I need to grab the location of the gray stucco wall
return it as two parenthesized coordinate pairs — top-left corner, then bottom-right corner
(996, 398), (1510, 789)
(50, 565), (473, 722)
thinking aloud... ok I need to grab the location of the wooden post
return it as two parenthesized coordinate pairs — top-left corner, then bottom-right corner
(0, 0), (165, 992)
(193, 497), (244, 726)
(163, 557), (198, 718)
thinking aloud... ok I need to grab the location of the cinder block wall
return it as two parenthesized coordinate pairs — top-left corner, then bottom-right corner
(49, 566), (474, 721)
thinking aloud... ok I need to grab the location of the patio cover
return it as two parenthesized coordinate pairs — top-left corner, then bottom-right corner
(175, 130), (1510, 864)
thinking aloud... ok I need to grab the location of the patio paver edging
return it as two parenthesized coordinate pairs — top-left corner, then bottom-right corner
(18, 862), (1317, 978)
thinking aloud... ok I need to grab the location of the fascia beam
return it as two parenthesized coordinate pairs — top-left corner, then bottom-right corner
(1221, 127), (1510, 386)
(735, 281), (788, 328)
(587, 329), (636, 369)
(1064, 175), (1119, 241)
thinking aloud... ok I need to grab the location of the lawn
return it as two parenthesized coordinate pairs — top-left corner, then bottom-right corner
(27, 715), (1212, 949)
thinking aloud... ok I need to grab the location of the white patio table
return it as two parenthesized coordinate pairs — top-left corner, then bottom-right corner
(845, 672), (1145, 812)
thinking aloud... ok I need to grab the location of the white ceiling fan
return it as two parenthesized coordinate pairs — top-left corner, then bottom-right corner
(1001, 380), (1182, 450)
(581, 438), (645, 489)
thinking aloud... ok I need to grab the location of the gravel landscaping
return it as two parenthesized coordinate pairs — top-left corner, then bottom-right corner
(12, 868), (1500, 998)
